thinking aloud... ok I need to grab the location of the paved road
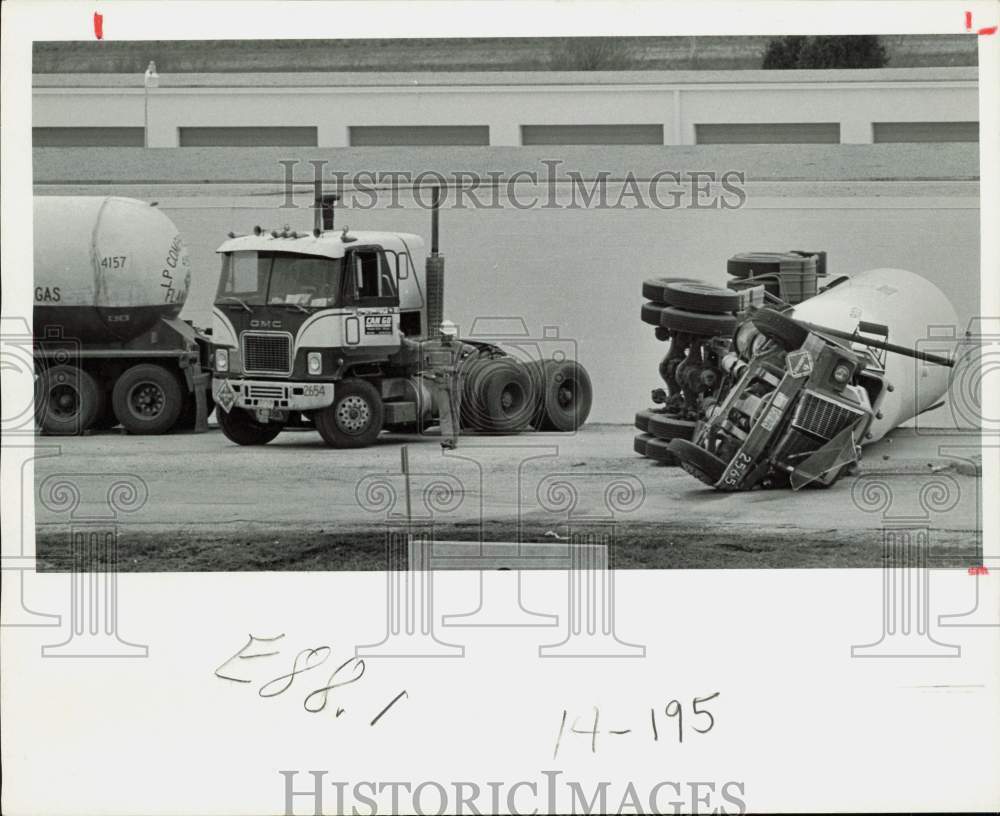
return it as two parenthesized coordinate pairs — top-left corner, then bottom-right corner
(32, 425), (980, 544)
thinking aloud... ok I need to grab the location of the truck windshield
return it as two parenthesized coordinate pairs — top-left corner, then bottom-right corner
(217, 251), (343, 308)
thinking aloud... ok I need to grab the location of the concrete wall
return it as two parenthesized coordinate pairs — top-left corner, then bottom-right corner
(33, 68), (978, 147)
(33, 145), (980, 427)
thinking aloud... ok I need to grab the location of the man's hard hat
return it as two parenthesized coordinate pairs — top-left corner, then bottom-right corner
(439, 320), (458, 337)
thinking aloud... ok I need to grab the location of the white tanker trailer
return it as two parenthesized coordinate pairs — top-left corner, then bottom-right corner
(33, 196), (212, 435)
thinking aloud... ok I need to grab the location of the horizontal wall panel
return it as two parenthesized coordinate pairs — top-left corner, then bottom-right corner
(33, 127), (144, 147)
(178, 126), (318, 147)
(695, 123), (840, 144)
(349, 125), (490, 146)
(521, 124), (663, 145)
(873, 121), (978, 143)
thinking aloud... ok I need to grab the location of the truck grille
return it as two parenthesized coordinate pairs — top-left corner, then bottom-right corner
(791, 391), (865, 440)
(241, 332), (292, 376)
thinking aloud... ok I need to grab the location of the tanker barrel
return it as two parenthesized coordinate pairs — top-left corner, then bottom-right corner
(32, 196), (191, 343)
(425, 187), (444, 337)
(790, 267), (959, 441)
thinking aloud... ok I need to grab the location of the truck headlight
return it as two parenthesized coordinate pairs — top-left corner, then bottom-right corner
(307, 352), (322, 375)
(215, 348), (229, 372)
(832, 363), (852, 384)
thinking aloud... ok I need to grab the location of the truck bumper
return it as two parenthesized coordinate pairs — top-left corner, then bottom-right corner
(213, 377), (335, 414)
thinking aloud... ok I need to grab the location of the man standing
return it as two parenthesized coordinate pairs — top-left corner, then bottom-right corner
(421, 320), (464, 450)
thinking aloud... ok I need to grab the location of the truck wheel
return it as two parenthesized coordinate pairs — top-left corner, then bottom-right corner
(750, 308), (809, 350)
(647, 414), (697, 440)
(35, 365), (102, 434)
(645, 437), (680, 466)
(112, 364), (184, 435)
(634, 409), (653, 432)
(314, 378), (384, 448)
(642, 276), (698, 302)
(634, 433), (653, 456)
(218, 407), (283, 445)
(534, 359), (592, 432)
(481, 359), (535, 432)
(668, 439), (727, 487)
(463, 357), (534, 432)
(660, 281), (741, 313)
(641, 302), (665, 326)
(659, 306), (737, 337)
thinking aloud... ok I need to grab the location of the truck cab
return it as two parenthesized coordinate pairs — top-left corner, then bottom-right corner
(211, 228), (428, 447)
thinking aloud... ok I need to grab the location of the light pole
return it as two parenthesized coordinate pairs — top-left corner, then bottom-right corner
(143, 61), (159, 148)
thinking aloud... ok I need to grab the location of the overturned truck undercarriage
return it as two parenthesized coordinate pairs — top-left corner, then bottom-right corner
(636, 253), (958, 491)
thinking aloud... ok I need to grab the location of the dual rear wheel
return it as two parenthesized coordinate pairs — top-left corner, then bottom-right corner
(36, 363), (185, 435)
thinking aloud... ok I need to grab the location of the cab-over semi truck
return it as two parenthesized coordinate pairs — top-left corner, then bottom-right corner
(211, 189), (593, 447)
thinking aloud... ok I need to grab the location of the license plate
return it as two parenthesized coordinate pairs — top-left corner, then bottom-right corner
(256, 399), (275, 410)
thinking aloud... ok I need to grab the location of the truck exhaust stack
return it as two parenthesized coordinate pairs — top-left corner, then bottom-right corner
(312, 178), (339, 234)
(425, 187), (445, 338)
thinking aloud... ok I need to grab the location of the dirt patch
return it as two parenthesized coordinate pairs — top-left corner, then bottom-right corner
(35, 520), (980, 572)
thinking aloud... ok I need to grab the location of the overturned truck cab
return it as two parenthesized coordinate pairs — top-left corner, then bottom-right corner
(667, 267), (959, 490)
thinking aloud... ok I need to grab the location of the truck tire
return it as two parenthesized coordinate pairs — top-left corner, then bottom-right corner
(634, 432), (653, 456)
(668, 439), (727, 487)
(533, 359), (592, 432)
(660, 281), (741, 313)
(645, 437), (680, 465)
(647, 414), (697, 440)
(659, 306), (738, 336)
(218, 407), (283, 446)
(482, 358), (535, 432)
(314, 378), (384, 448)
(750, 307), (809, 350)
(634, 409), (653, 432)
(641, 302), (666, 326)
(112, 364), (184, 435)
(35, 364), (103, 435)
(642, 276), (698, 302)
(463, 357), (534, 432)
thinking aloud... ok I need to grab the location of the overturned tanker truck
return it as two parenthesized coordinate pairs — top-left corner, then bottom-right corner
(636, 252), (958, 490)
(33, 196), (213, 435)
(210, 186), (592, 447)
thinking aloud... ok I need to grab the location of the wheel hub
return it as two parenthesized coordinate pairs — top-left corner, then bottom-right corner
(335, 395), (371, 433)
(556, 378), (576, 408)
(500, 384), (524, 416)
(128, 381), (165, 418)
(50, 384), (79, 418)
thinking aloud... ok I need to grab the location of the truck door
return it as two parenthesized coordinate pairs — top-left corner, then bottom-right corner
(342, 246), (401, 350)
